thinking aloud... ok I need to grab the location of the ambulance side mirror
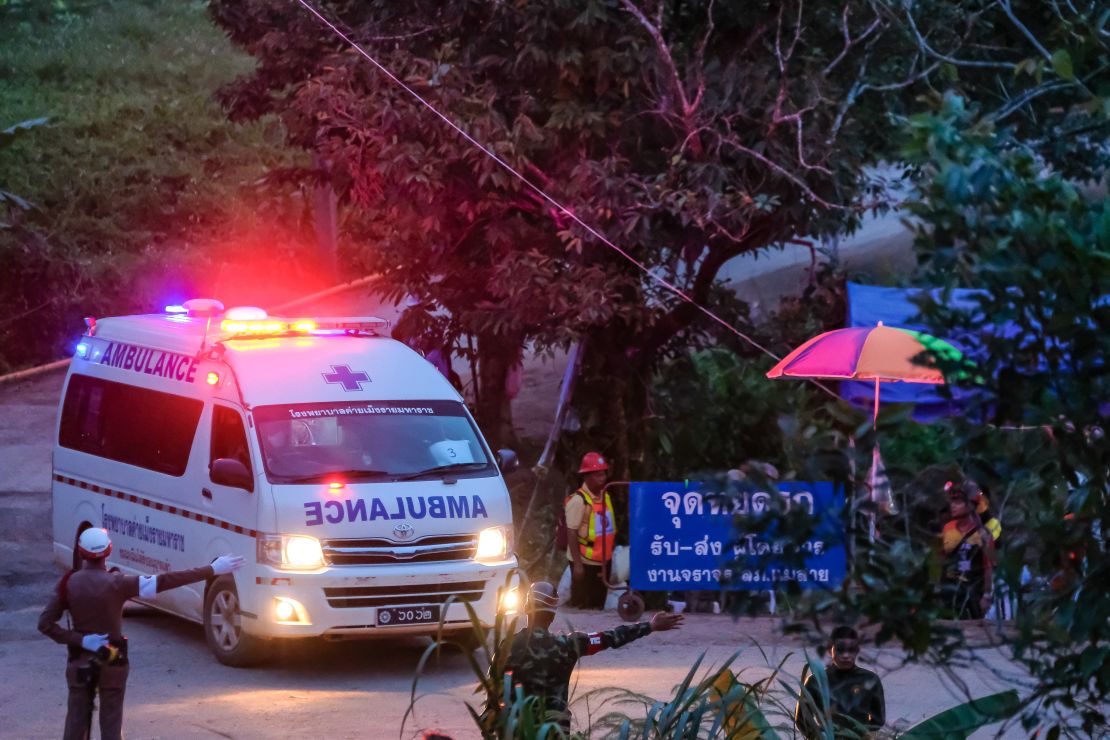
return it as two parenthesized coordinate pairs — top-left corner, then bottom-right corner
(211, 458), (253, 491)
(496, 449), (519, 473)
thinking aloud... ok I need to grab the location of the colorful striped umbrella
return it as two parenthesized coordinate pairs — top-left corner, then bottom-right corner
(766, 323), (965, 386)
(767, 323), (970, 531)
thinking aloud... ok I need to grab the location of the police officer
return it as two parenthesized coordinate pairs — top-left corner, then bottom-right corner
(500, 581), (683, 728)
(38, 527), (244, 740)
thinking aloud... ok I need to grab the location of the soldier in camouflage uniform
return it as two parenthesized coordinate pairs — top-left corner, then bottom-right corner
(500, 581), (683, 728)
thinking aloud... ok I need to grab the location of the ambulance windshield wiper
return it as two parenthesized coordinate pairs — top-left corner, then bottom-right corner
(393, 462), (489, 482)
(284, 469), (391, 483)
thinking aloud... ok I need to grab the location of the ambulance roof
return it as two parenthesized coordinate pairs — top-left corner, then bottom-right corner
(91, 313), (461, 407)
(223, 335), (459, 407)
(93, 313), (219, 355)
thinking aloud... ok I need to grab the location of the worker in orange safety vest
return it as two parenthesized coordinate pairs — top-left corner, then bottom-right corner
(564, 451), (616, 609)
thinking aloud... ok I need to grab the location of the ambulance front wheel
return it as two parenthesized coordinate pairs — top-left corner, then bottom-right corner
(204, 576), (266, 667)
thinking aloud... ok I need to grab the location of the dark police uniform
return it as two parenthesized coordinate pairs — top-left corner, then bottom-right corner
(501, 621), (653, 723)
(797, 664), (886, 738)
(38, 559), (216, 740)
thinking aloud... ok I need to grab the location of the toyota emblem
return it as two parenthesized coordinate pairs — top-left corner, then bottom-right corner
(393, 523), (415, 540)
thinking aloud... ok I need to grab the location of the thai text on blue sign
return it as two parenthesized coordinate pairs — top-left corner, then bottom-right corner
(629, 481), (846, 591)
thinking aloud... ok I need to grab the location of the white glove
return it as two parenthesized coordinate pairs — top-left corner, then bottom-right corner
(211, 555), (245, 575)
(81, 633), (109, 652)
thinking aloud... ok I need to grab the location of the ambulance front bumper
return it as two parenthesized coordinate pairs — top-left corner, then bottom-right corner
(240, 558), (519, 639)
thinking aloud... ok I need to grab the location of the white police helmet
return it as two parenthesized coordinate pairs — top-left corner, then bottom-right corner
(78, 528), (112, 560)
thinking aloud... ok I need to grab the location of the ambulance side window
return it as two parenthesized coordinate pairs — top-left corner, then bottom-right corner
(210, 406), (253, 491)
(58, 375), (202, 476)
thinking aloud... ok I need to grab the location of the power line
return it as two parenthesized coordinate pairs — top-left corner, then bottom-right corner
(293, 0), (844, 402)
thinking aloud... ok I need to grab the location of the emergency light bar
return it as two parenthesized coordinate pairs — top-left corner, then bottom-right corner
(218, 309), (388, 338)
(309, 317), (388, 333)
(221, 319), (289, 334)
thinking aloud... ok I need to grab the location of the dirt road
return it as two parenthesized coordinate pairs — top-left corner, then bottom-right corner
(1, 586), (1028, 738)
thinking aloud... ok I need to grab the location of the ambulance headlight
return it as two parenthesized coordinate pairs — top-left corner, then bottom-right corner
(273, 596), (311, 625)
(258, 535), (325, 570)
(499, 586), (520, 614)
(475, 526), (512, 563)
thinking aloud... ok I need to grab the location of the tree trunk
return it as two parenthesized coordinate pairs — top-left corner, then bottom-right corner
(475, 331), (522, 450)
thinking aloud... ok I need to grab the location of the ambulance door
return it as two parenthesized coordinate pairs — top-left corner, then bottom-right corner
(204, 404), (259, 540)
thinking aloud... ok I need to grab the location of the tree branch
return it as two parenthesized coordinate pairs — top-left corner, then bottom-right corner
(899, 6), (1015, 70)
(619, 0), (693, 116)
(823, 5), (883, 76)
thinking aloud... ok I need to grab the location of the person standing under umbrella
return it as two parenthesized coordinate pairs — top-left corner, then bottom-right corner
(938, 478), (1001, 618)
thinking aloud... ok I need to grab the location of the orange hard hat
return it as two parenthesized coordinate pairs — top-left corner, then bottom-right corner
(578, 451), (609, 474)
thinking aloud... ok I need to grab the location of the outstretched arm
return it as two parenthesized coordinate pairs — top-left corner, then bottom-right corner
(133, 555), (244, 599)
(573, 612), (683, 656)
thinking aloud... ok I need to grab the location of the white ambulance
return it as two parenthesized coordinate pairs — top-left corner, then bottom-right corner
(51, 299), (520, 665)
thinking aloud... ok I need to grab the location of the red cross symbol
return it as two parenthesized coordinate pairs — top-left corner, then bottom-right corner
(322, 364), (371, 391)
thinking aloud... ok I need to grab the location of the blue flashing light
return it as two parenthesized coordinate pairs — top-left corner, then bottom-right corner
(75, 342), (89, 359)
(165, 304), (188, 314)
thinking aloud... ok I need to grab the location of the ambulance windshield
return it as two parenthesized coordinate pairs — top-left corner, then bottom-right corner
(253, 400), (492, 483)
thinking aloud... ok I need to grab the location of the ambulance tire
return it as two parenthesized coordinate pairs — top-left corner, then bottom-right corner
(204, 576), (266, 667)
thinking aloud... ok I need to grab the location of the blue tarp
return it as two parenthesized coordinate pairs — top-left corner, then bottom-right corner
(843, 282), (982, 420)
(844, 282), (1107, 420)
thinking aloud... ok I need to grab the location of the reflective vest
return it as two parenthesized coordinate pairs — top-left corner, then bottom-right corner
(573, 486), (616, 562)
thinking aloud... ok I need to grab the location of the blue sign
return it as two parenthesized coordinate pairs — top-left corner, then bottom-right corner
(629, 481), (846, 591)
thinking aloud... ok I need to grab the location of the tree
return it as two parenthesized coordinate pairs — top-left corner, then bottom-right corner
(904, 93), (1108, 735)
(210, 0), (1106, 457)
(208, 0), (969, 452)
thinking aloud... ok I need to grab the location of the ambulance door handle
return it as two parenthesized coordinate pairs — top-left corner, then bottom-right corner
(202, 488), (213, 500)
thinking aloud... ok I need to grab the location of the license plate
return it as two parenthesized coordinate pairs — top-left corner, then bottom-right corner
(376, 605), (440, 626)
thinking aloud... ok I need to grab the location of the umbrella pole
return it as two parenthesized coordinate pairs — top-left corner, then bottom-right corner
(872, 377), (880, 431)
(869, 378), (880, 543)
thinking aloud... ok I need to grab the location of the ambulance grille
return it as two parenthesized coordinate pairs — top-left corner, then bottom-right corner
(323, 580), (487, 609)
(321, 534), (478, 565)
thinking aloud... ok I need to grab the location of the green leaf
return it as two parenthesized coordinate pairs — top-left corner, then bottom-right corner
(1050, 49), (1074, 81)
(900, 690), (1021, 739)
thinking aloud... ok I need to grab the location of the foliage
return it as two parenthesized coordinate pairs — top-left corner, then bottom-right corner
(643, 265), (855, 480)
(409, 607), (1020, 739)
(646, 348), (800, 477)
(904, 94), (1109, 735)
(880, 0), (1110, 181)
(406, 583), (572, 740)
(0, 0), (305, 371)
(207, 0), (986, 451)
(0, 117), (48, 215)
(900, 689), (1020, 740)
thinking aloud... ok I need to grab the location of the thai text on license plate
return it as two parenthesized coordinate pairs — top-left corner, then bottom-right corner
(376, 605), (440, 626)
